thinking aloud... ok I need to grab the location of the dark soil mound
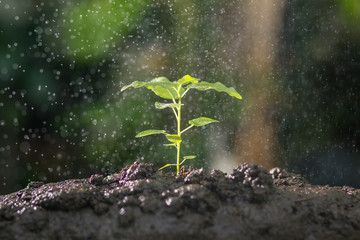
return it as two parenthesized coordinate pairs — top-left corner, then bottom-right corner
(1, 162), (359, 240)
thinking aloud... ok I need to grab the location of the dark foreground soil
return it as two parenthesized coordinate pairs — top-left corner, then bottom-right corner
(1, 161), (359, 240)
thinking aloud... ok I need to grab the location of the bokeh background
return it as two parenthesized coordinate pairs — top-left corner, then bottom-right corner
(1, 0), (360, 194)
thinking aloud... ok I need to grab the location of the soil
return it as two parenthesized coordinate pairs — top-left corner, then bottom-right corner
(1, 161), (359, 240)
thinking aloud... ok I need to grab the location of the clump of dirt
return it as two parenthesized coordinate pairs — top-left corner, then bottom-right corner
(1, 161), (359, 240)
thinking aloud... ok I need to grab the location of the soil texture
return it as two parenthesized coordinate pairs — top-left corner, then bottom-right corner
(1, 161), (359, 240)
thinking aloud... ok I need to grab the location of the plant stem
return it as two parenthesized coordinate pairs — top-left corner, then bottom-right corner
(176, 96), (182, 174)
(177, 143), (180, 174)
(181, 125), (194, 134)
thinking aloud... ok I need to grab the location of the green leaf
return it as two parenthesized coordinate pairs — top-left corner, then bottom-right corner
(189, 117), (219, 127)
(166, 134), (182, 143)
(183, 155), (196, 160)
(146, 77), (178, 99)
(149, 77), (173, 86)
(121, 77), (185, 99)
(152, 86), (177, 99)
(121, 81), (145, 92)
(159, 163), (177, 170)
(186, 81), (242, 99)
(155, 102), (182, 109)
(135, 129), (167, 138)
(177, 75), (199, 86)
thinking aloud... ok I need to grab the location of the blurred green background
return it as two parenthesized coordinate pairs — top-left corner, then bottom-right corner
(1, 0), (360, 194)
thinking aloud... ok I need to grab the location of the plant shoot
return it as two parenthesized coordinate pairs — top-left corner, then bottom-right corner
(121, 75), (242, 174)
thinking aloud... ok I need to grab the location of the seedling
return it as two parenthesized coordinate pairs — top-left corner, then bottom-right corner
(121, 75), (242, 174)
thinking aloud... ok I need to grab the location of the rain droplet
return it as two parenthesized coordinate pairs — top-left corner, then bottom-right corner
(19, 141), (31, 153)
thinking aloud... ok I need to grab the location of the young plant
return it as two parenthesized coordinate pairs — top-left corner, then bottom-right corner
(121, 75), (242, 174)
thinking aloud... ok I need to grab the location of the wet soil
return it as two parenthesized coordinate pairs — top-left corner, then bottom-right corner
(1, 161), (359, 240)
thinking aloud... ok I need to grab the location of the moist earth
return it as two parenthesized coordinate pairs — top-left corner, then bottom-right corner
(0, 161), (359, 240)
